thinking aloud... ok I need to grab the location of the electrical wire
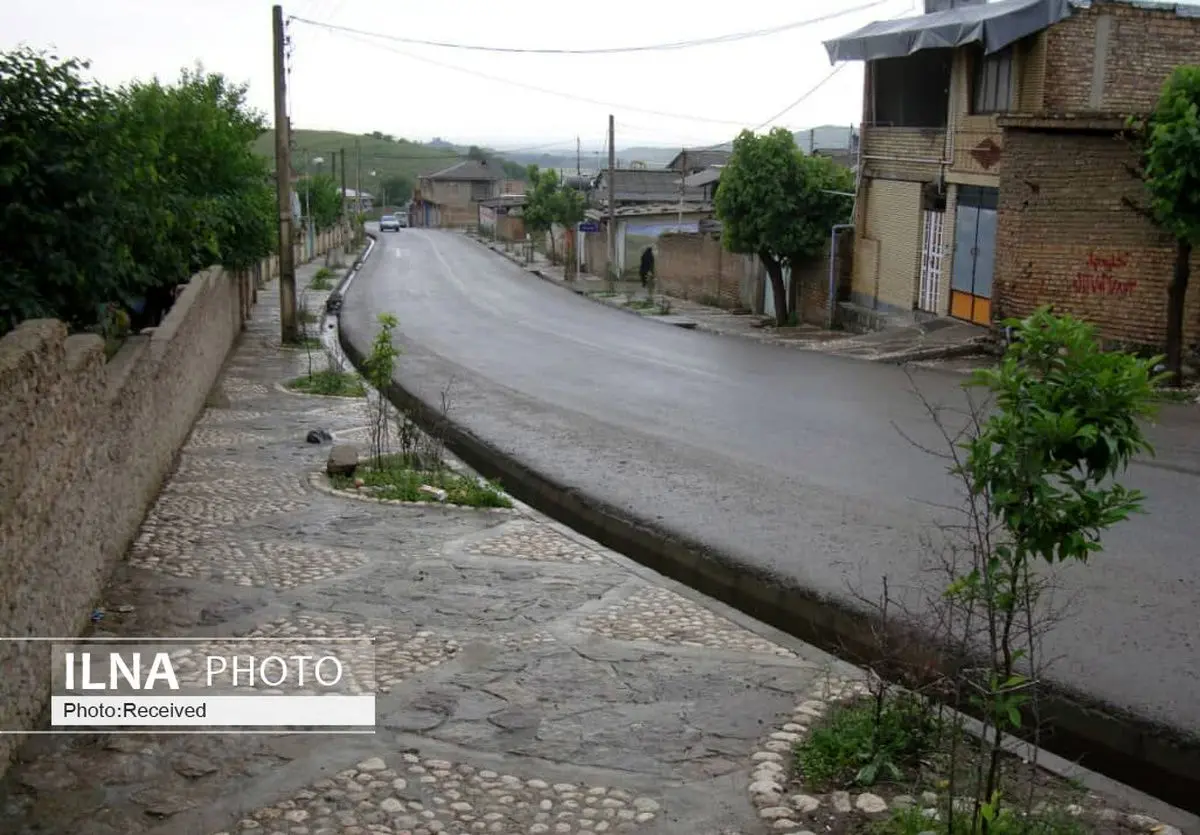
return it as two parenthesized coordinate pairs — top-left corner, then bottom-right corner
(325, 30), (758, 126)
(289, 1), (892, 55)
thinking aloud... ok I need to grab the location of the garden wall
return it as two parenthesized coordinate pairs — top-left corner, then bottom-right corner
(0, 226), (345, 775)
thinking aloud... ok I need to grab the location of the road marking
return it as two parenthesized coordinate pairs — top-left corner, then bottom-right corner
(393, 248), (409, 259)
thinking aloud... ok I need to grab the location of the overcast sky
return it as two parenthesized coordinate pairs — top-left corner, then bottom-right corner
(6, 0), (933, 151)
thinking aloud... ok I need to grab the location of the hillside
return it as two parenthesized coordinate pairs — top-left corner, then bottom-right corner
(251, 129), (469, 197)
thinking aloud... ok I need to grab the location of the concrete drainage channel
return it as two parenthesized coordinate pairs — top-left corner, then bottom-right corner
(335, 232), (1200, 819)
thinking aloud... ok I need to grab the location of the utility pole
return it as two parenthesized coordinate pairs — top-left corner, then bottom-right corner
(355, 138), (362, 215)
(606, 114), (616, 280)
(677, 147), (687, 226)
(271, 4), (297, 343)
(576, 137), (581, 176)
(340, 147), (348, 220)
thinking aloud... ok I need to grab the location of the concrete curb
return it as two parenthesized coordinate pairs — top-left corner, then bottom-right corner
(342, 233), (1200, 819)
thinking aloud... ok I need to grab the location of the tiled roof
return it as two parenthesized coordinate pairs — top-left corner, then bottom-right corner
(666, 148), (731, 171)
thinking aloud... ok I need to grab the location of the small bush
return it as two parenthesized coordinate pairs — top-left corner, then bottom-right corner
(794, 695), (938, 790)
(285, 370), (366, 398)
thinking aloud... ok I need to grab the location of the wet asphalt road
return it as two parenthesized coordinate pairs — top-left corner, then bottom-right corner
(340, 227), (1200, 739)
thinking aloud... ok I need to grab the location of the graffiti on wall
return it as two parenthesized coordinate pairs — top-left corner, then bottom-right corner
(1073, 251), (1137, 296)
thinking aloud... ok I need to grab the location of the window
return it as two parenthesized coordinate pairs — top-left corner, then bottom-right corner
(471, 181), (493, 201)
(872, 49), (953, 128)
(972, 47), (1014, 114)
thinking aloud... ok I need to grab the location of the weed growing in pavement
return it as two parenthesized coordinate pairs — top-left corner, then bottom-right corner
(873, 803), (1088, 835)
(795, 694), (939, 790)
(285, 369), (366, 397)
(309, 267), (336, 290)
(330, 453), (511, 508)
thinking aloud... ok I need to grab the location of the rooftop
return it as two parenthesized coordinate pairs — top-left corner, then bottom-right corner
(424, 159), (505, 181)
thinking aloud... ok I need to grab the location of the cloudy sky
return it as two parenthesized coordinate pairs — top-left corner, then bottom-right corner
(4, 0), (922, 151)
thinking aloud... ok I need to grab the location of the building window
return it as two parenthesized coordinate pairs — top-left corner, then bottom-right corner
(471, 181), (493, 201)
(972, 47), (1014, 114)
(872, 49), (953, 129)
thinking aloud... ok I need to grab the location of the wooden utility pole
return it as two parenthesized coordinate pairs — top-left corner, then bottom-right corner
(677, 147), (687, 226)
(606, 114), (616, 279)
(355, 138), (362, 215)
(576, 137), (581, 176)
(340, 147), (348, 220)
(271, 4), (297, 343)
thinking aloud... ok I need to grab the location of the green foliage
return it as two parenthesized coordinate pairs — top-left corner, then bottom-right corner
(963, 309), (1160, 566)
(522, 165), (560, 235)
(331, 455), (511, 508)
(309, 268), (336, 290)
(715, 127), (855, 264)
(285, 369), (366, 398)
(876, 803), (1087, 835)
(794, 696), (938, 790)
(0, 49), (274, 335)
(379, 174), (414, 205)
(1141, 66), (1200, 242)
(365, 313), (402, 463)
(299, 174), (342, 230)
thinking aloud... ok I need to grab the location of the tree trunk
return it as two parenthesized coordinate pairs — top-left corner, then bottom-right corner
(762, 254), (789, 327)
(1166, 237), (1191, 386)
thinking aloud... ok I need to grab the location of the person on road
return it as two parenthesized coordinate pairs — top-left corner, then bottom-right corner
(639, 246), (655, 287)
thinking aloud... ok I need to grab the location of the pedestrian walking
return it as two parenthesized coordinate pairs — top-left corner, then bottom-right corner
(639, 246), (655, 287)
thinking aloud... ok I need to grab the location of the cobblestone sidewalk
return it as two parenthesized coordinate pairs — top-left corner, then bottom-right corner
(0, 258), (850, 835)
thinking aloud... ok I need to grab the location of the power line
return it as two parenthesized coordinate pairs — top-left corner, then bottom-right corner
(751, 63), (849, 132)
(289, 1), (892, 55)
(324, 30), (757, 127)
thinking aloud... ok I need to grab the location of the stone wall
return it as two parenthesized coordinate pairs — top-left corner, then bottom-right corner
(0, 231), (343, 775)
(995, 129), (1200, 350)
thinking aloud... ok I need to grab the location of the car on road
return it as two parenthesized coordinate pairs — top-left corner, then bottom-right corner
(396, 211), (409, 228)
(379, 214), (401, 232)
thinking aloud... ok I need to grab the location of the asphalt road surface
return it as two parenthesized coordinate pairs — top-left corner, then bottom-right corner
(341, 227), (1200, 740)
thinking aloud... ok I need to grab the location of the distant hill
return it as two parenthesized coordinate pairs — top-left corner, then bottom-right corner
(252, 130), (528, 201)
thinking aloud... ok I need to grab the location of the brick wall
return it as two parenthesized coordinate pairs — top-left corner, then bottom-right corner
(854, 178), (924, 314)
(995, 129), (1200, 349)
(1044, 1), (1200, 113)
(657, 233), (746, 309)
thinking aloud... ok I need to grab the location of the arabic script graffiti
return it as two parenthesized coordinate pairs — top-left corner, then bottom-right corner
(1073, 251), (1137, 296)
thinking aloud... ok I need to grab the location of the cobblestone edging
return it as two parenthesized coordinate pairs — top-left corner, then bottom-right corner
(307, 470), (518, 514)
(212, 754), (663, 835)
(745, 680), (1185, 835)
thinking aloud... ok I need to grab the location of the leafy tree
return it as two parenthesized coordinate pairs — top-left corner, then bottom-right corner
(0, 50), (275, 336)
(467, 145), (488, 161)
(714, 128), (854, 326)
(380, 174), (414, 206)
(0, 49), (135, 332)
(299, 174), (342, 230)
(1138, 66), (1200, 385)
(501, 160), (527, 181)
(554, 184), (588, 279)
(522, 165), (559, 244)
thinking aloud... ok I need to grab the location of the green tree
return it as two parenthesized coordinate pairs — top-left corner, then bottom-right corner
(467, 145), (488, 161)
(714, 128), (854, 326)
(522, 165), (559, 247)
(380, 174), (414, 206)
(1138, 66), (1200, 385)
(300, 174), (342, 230)
(501, 160), (527, 181)
(553, 184), (588, 279)
(0, 49), (135, 332)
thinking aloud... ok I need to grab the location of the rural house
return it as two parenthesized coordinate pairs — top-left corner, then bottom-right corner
(825, 0), (1200, 350)
(412, 160), (511, 229)
(665, 148), (731, 175)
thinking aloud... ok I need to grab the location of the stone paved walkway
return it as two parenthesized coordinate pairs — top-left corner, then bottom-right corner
(0, 257), (852, 835)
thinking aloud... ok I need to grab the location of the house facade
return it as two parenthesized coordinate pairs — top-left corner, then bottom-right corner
(826, 0), (1200, 349)
(412, 160), (506, 229)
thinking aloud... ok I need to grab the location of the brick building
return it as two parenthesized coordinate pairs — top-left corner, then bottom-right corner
(825, 0), (1200, 350)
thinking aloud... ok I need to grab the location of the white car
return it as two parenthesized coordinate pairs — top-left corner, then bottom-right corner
(379, 214), (401, 232)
